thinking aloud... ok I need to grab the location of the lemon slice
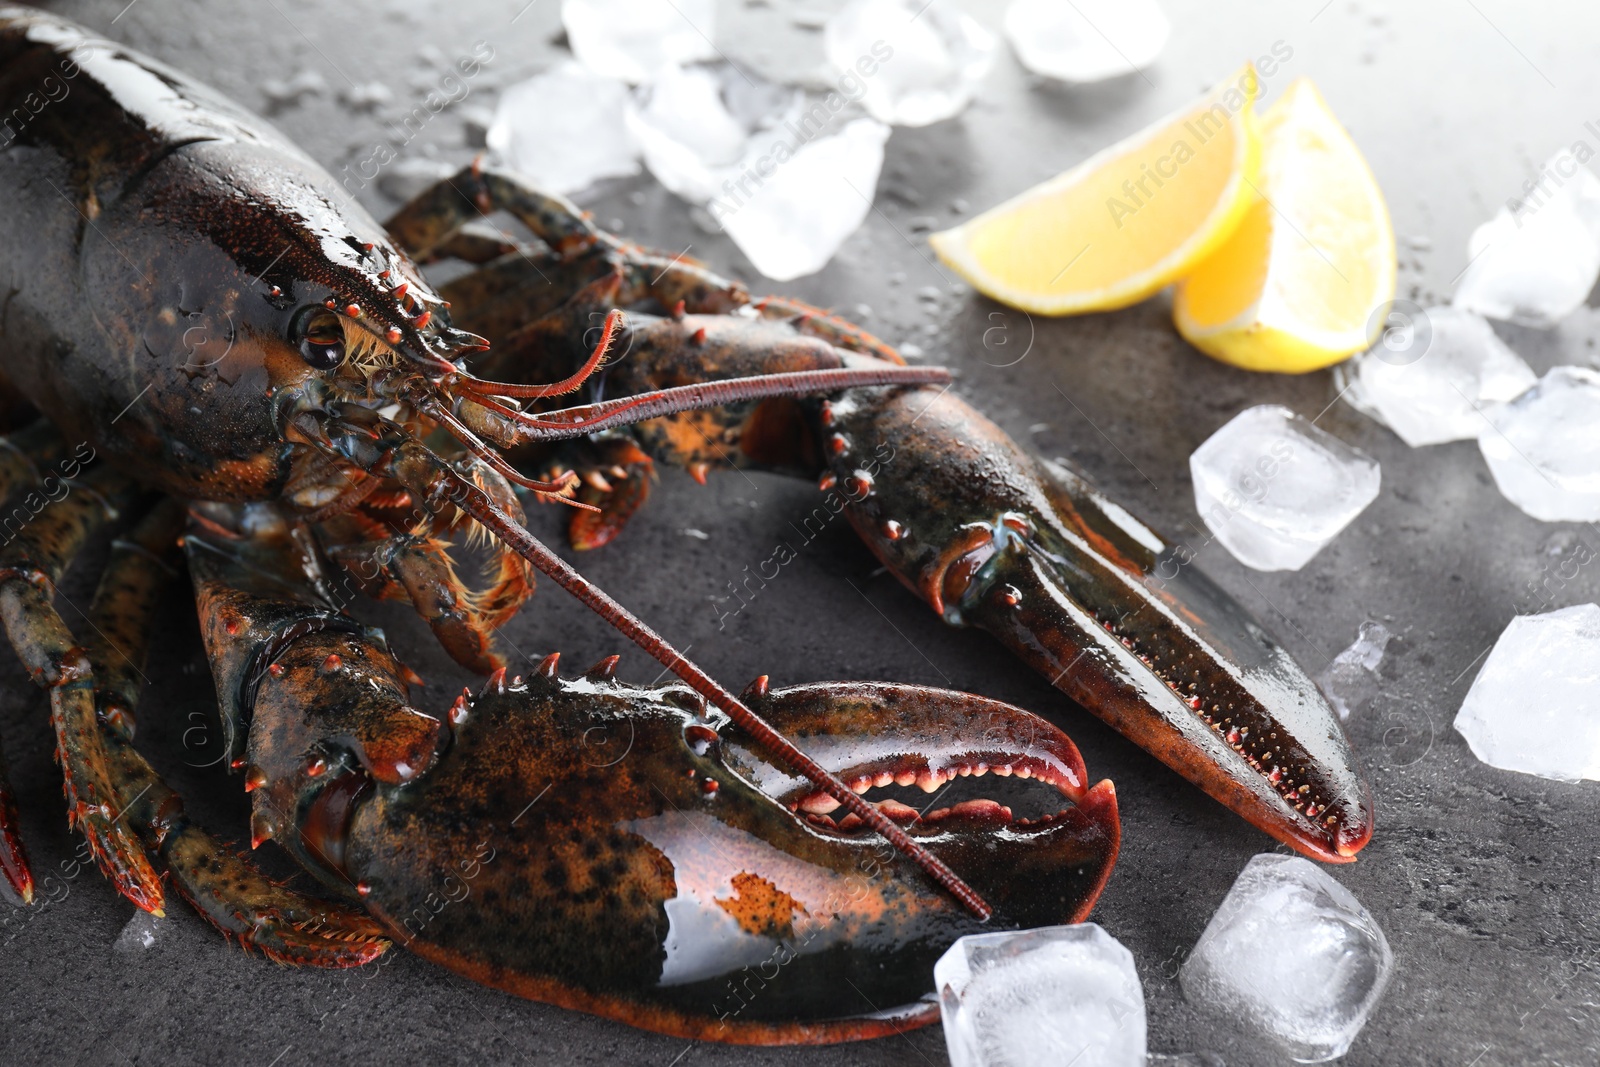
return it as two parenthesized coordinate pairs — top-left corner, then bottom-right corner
(1173, 78), (1396, 373)
(929, 64), (1263, 315)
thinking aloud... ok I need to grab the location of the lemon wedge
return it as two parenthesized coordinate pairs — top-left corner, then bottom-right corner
(930, 63), (1263, 315)
(1173, 78), (1396, 373)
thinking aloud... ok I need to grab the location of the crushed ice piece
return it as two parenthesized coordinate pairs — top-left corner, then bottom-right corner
(713, 117), (890, 280)
(1479, 366), (1600, 521)
(1331, 360), (1384, 424)
(260, 68), (327, 111)
(1003, 0), (1170, 84)
(1316, 621), (1392, 720)
(561, 0), (718, 84)
(114, 909), (164, 953)
(487, 62), (640, 196)
(1455, 603), (1600, 781)
(460, 105), (494, 148)
(1190, 406), (1381, 572)
(687, 205), (723, 234)
(1180, 854), (1392, 1063)
(1453, 150), (1600, 327)
(625, 62), (803, 205)
(376, 158), (457, 203)
(1351, 306), (1536, 447)
(824, 0), (997, 127)
(682, 528), (710, 540)
(936, 923), (1146, 1067)
(339, 81), (394, 112)
(624, 62), (879, 278)
(1539, 529), (1581, 558)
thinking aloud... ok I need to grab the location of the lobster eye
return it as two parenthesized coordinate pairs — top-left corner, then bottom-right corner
(290, 306), (346, 370)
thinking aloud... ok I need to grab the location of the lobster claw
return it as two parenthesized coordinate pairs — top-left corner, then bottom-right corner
(825, 383), (1374, 863)
(341, 676), (1118, 1044)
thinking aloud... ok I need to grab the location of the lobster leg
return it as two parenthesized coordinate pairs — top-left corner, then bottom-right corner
(0, 744), (25, 904)
(0, 421), (72, 903)
(83, 500), (388, 965)
(319, 515), (504, 675)
(390, 164), (747, 316)
(565, 436), (656, 552)
(0, 461), (165, 912)
(314, 474), (535, 676)
(279, 408), (538, 677)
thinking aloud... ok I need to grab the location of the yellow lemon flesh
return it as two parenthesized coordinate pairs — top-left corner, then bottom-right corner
(1173, 78), (1396, 373)
(930, 63), (1263, 315)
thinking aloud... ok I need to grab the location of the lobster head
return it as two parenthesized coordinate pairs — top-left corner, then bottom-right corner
(76, 127), (485, 500)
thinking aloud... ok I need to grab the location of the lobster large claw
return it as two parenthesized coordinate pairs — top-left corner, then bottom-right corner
(823, 382), (1373, 863)
(194, 507), (1120, 1044)
(326, 676), (1118, 1044)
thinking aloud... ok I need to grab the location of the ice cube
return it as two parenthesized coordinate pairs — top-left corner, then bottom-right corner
(114, 909), (164, 953)
(376, 158), (456, 204)
(1190, 406), (1381, 572)
(1351, 306), (1537, 447)
(1453, 150), (1600, 327)
(1331, 359), (1384, 424)
(936, 923), (1146, 1067)
(625, 62), (803, 205)
(711, 117), (890, 280)
(487, 62), (640, 196)
(1180, 854), (1392, 1063)
(1479, 366), (1600, 521)
(1316, 621), (1391, 720)
(1003, 0), (1170, 84)
(624, 62), (878, 277)
(561, 0), (717, 85)
(1454, 603), (1600, 782)
(824, 0), (997, 127)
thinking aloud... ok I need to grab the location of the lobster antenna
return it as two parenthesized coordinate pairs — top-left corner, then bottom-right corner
(435, 465), (993, 921)
(468, 364), (954, 443)
(440, 308), (953, 443)
(449, 309), (621, 399)
(421, 399), (595, 507)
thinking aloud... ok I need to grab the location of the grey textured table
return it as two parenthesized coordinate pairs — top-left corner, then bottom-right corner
(4, 1), (1599, 1064)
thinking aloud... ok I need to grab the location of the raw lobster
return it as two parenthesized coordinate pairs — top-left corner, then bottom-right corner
(0, 5), (1366, 1043)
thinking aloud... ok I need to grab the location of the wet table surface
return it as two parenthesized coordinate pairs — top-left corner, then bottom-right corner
(4, 0), (1600, 1064)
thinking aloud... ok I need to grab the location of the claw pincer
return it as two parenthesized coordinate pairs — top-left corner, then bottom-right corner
(185, 508), (1117, 1043)
(569, 307), (1371, 862)
(822, 385), (1373, 862)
